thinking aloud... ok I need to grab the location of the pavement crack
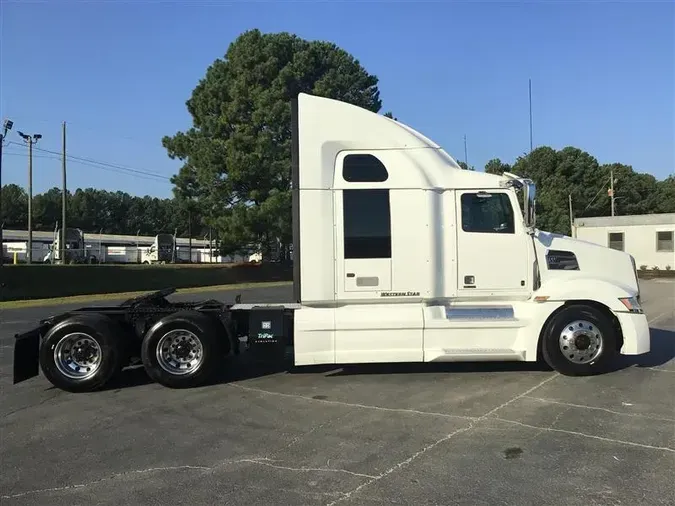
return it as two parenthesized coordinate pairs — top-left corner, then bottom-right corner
(324, 374), (566, 505)
(271, 412), (352, 456)
(479, 373), (559, 419)
(647, 310), (674, 324)
(489, 417), (675, 453)
(1, 457), (374, 501)
(325, 422), (477, 506)
(524, 396), (675, 423)
(0, 465), (211, 500)
(548, 407), (572, 429)
(239, 459), (377, 479)
(229, 382), (478, 421)
(2, 392), (61, 419)
(324, 373), (561, 505)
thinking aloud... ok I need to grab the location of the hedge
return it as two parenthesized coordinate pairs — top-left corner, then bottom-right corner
(0, 263), (293, 301)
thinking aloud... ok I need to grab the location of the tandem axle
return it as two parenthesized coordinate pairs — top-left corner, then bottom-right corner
(13, 288), (295, 392)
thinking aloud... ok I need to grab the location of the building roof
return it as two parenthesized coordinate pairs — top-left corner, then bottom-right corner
(574, 213), (675, 228)
(2, 229), (212, 248)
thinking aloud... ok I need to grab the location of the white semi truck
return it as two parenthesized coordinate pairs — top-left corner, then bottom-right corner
(140, 233), (176, 264)
(13, 93), (649, 393)
(43, 228), (94, 264)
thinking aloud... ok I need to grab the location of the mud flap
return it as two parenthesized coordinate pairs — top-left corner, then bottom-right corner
(13, 325), (46, 384)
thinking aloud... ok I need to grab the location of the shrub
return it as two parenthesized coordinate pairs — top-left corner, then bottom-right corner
(639, 265), (648, 271)
(666, 265), (672, 271)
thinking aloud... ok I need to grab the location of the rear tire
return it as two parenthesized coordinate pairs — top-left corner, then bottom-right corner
(541, 304), (617, 376)
(39, 314), (124, 393)
(141, 311), (221, 389)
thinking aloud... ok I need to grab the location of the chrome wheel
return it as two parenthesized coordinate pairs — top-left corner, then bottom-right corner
(156, 329), (204, 375)
(54, 333), (102, 380)
(558, 319), (603, 364)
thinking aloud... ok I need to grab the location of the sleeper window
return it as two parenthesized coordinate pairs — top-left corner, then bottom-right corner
(343, 189), (392, 259)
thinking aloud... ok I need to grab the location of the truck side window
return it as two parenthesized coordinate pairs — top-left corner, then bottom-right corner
(461, 192), (515, 234)
(343, 189), (392, 258)
(343, 154), (389, 182)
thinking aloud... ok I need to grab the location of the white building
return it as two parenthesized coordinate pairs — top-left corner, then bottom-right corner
(574, 214), (675, 270)
(1, 229), (256, 264)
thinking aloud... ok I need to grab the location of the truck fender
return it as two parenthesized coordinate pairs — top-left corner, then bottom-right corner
(537, 278), (635, 313)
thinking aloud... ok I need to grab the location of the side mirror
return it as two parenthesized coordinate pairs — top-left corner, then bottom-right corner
(524, 182), (536, 229)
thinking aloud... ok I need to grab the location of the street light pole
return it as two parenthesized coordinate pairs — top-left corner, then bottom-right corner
(62, 122), (67, 265)
(0, 119), (14, 268)
(17, 131), (42, 264)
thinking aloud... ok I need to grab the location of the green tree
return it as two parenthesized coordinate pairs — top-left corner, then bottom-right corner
(512, 146), (606, 234)
(162, 29), (383, 256)
(32, 187), (63, 230)
(484, 158), (511, 175)
(509, 147), (671, 235)
(457, 161), (475, 171)
(654, 175), (675, 213)
(601, 163), (659, 216)
(1, 184), (29, 228)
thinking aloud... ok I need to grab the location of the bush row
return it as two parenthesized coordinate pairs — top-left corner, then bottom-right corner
(0, 263), (293, 301)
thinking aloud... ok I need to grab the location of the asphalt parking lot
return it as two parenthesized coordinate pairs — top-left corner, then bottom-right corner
(1, 280), (673, 505)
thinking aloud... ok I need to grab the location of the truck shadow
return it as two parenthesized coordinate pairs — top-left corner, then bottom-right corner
(106, 326), (674, 390)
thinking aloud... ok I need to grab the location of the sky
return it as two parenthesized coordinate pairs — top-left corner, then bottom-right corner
(1, 0), (674, 200)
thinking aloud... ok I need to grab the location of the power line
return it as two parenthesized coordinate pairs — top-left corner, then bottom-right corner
(4, 142), (171, 182)
(30, 143), (168, 178)
(4, 151), (172, 183)
(4, 150), (171, 182)
(579, 174), (613, 216)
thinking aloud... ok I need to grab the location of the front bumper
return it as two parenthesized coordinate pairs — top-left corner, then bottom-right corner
(616, 311), (650, 355)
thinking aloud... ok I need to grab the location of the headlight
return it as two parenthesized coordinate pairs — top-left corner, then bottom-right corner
(619, 296), (643, 314)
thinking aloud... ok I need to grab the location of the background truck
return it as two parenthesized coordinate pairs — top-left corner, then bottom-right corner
(13, 93), (649, 393)
(140, 233), (176, 264)
(43, 227), (96, 264)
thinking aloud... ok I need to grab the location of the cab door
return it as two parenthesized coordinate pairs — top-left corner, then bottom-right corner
(332, 152), (421, 364)
(455, 190), (531, 297)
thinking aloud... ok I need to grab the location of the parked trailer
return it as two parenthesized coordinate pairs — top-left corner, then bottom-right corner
(13, 93), (650, 393)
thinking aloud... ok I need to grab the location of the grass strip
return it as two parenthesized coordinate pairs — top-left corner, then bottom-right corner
(0, 281), (292, 309)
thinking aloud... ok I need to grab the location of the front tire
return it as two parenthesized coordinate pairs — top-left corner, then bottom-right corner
(141, 311), (221, 389)
(541, 304), (617, 376)
(39, 314), (124, 392)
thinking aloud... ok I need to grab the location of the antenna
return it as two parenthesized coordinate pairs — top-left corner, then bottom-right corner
(463, 134), (468, 168)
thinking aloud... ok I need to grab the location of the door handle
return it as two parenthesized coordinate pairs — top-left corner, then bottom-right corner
(346, 273), (355, 278)
(464, 275), (475, 286)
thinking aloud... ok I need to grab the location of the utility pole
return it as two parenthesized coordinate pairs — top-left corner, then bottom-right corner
(610, 168), (615, 217)
(0, 119), (14, 268)
(17, 131), (42, 264)
(569, 194), (574, 237)
(529, 78), (533, 152)
(61, 122), (67, 265)
(463, 134), (468, 168)
(188, 208), (192, 264)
